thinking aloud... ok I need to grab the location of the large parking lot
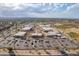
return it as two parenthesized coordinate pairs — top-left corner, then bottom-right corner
(0, 23), (79, 50)
(0, 35), (78, 50)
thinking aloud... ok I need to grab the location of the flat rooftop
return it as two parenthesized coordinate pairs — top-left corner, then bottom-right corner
(31, 33), (43, 37)
(14, 32), (26, 37)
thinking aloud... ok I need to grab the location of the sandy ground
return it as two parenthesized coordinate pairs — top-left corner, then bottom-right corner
(0, 49), (9, 55)
(14, 49), (61, 56)
(63, 28), (79, 34)
(65, 49), (79, 55)
(58, 28), (79, 41)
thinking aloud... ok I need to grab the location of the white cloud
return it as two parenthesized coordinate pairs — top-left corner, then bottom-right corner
(0, 3), (79, 18)
(66, 4), (79, 11)
(62, 4), (79, 16)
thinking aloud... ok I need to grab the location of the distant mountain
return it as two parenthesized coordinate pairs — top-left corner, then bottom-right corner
(0, 17), (79, 21)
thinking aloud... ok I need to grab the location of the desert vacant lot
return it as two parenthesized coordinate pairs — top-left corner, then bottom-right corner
(54, 21), (79, 42)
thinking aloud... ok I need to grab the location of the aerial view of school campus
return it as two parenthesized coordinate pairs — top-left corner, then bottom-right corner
(0, 3), (79, 56)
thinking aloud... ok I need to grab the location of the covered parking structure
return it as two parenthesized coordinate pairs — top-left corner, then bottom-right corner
(21, 26), (33, 31)
(31, 32), (43, 38)
(13, 31), (26, 39)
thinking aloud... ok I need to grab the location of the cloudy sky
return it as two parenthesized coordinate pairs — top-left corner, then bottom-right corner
(0, 3), (79, 18)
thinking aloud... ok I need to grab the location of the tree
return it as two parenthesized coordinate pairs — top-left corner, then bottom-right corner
(7, 47), (15, 56)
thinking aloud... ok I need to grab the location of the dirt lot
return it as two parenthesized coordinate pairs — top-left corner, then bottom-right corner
(54, 23), (79, 42)
(13, 49), (61, 56)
